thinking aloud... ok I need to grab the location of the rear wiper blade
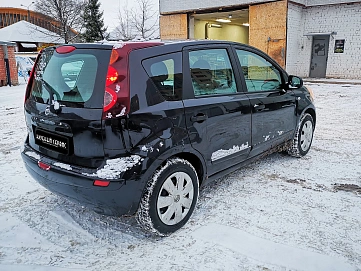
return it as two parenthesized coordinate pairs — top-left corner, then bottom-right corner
(41, 79), (60, 103)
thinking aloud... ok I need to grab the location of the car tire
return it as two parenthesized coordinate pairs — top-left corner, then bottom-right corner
(137, 158), (199, 236)
(288, 113), (314, 157)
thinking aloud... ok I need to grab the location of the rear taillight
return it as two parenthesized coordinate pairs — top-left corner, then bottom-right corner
(102, 48), (130, 119)
(104, 88), (117, 111)
(106, 66), (118, 86)
(102, 42), (163, 119)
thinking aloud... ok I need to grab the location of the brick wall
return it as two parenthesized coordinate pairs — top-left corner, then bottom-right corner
(0, 45), (19, 86)
(8, 47), (19, 86)
(0, 48), (5, 86)
(286, 2), (361, 79)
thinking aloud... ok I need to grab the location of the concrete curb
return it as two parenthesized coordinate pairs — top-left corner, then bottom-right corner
(303, 79), (361, 85)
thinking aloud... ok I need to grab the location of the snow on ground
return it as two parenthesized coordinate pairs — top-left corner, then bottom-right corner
(0, 82), (361, 271)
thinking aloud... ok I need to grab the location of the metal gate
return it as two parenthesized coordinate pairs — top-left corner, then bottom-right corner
(310, 35), (330, 78)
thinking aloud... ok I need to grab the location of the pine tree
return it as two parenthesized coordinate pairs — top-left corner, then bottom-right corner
(82, 0), (107, 42)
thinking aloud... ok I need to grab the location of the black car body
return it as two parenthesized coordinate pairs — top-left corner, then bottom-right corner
(22, 40), (316, 235)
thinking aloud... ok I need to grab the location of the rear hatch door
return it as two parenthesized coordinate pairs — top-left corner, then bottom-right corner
(25, 45), (112, 168)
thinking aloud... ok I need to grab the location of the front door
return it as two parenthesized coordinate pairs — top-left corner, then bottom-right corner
(310, 36), (329, 78)
(182, 46), (252, 176)
(235, 48), (297, 156)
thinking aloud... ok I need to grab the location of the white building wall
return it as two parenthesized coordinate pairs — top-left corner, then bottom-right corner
(287, 2), (361, 78)
(306, 0), (361, 6)
(290, 0), (307, 5)
(286, 3), (310, 77)
(160, 0), (276, 13)
(305, 3), (361, 78)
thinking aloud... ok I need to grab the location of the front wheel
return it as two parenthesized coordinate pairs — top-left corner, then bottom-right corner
(137, 158), (199, 236)
(288, 113), (314, 157)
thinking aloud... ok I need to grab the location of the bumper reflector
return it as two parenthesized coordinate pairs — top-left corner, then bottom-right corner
(38, 161), (51, 171)
(93, 180), (110, 187)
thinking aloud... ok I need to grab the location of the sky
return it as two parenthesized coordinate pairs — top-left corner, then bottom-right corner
(1, 0), (159, 31)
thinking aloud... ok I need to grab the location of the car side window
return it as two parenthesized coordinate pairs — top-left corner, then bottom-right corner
(189, 49), (237, 97)
(142, 52), (182, 101)
(236, 49), (282, 92)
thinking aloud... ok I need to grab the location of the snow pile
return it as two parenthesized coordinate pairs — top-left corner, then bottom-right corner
(53, 162), (72, 171)
(25, 151), (40, 160)
(211, 143), (249, 161)
(83, 155), (143, 179)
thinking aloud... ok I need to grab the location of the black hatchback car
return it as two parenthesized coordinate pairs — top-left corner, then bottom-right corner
(21, 40), (315, 236)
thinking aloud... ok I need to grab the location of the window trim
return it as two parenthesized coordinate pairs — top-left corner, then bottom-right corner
(232, 46), (288, 94)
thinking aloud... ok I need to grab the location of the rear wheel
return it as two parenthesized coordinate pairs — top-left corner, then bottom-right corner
(288, 113), (314, 157)
(137, 158), (199, 236)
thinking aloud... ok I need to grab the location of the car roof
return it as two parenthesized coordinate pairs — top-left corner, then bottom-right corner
(52, 40), (255, 51)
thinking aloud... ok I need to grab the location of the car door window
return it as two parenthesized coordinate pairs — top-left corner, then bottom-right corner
(189, 49), (237, 97)
(142, 52), (182, 102)
(236, 49), (282, 92)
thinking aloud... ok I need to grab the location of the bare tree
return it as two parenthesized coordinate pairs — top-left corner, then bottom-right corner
(132, 0), (159, 39)
(113, 0), (159, 41)
(35, 0), (86, 43)
(113, 1), (136, 41)
(23, 21), (65, 45)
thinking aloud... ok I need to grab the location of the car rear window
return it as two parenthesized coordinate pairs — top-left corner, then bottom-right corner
(30, 47), (110, 108)
(142, 52), (183, 102)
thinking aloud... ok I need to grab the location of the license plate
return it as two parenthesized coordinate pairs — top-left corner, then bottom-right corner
(34, 129), (69, 154)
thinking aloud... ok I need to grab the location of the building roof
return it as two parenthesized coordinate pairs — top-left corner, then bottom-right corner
(0, 41), (16, 46)
(0, 20), (64, 44)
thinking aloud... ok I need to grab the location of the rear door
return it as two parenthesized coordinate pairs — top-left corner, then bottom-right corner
(182, 45), (252, 176)
(25, 45), (112, 168)
(234, 47), (297, 156)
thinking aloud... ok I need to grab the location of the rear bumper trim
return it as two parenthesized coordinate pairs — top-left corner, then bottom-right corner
(21, 144), (146, 216)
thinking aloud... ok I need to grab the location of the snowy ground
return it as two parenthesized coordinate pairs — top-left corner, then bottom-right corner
(0, 82), (360, 271)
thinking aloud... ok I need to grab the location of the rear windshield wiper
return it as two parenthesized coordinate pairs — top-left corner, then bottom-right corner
(41, 79), (61, 104)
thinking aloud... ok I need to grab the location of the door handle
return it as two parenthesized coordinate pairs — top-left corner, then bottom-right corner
(254, 103), (265, 111)
(191, 113), (207, 123)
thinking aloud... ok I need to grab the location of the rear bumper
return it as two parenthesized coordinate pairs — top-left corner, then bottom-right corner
(21, 144), (146, 216)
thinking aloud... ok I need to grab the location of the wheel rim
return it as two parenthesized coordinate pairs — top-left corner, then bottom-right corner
(157, 172), (194, 226)
(300, 120), (313, 152)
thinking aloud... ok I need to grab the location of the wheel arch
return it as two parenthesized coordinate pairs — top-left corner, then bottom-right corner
(141, 146), (207, 187)
(304, 107), (316, 127)
(173, 152), (206, 186)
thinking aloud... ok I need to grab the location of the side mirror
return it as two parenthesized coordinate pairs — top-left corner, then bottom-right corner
(288, 75), (303, 89)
